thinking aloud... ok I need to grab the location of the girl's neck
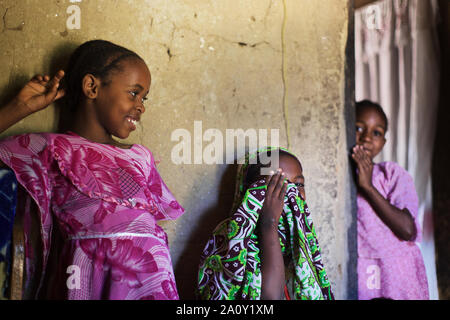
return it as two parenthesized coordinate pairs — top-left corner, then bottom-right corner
(70, 126), (114, 145)
(69, 103), (133, 149)
(69, 123), (133, 149)
(69, 106), (115, 145)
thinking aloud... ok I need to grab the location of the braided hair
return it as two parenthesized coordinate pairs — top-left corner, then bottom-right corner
(63, 39), (143, 110)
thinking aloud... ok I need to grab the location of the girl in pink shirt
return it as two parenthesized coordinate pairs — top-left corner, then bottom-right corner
(352, 100), (429, 300)
(0, 40), (184, 299)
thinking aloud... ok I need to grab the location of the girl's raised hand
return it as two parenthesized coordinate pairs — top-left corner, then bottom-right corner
(13, 70), (65, 115)
(258, 169), (288, 299)
(352, 145), (374, 192)
(259, 169), (288, 228)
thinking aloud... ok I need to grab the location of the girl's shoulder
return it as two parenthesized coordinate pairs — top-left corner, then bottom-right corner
(376, 161), (414, 187)
(376, 161), (407, 174)
(129, 143), (155, 164)
(51, 133), (152, 159)
(0, 132), (54, 154)
(52, 132), (153, 158)
(130, 142), (153, 156)
(1, 131), (86, 148)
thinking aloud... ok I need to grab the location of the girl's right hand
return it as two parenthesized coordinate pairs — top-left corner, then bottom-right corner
(259, 169), (288, 229)
(13, 70), (65, 115)
(258, 169), (288, 300)
(352, 145), (374, 192)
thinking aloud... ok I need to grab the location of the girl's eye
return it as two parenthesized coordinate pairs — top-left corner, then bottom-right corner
(374, 130), (383, 137)
(295, 183), (304, 188)
(130, 92), (148, 104)
(356, 126), (363, 133)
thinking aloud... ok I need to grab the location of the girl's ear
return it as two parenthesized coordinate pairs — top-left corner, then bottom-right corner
(81, 74), (101, 99)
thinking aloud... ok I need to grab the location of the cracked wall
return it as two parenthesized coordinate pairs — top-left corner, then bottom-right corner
(0, 0), (355, 299)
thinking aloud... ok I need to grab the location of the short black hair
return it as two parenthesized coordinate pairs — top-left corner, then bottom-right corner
(63, 39), (143, 110)
(243, 149), (298, 191)
(355, 100), (388, 132)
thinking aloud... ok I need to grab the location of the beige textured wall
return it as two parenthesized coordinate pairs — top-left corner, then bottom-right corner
(0, 0), (354, 299)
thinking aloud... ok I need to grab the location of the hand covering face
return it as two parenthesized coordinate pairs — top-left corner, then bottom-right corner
(197, 147), (334, 300)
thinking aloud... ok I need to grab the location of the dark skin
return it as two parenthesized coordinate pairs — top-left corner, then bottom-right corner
(352, 106), (417, 241)
(0, 70), (66, 167)
(0, 57), (151, 155)
(70, 58), (150, 148)
(0, 70), (65, 135)
(257, 153), (305, 300)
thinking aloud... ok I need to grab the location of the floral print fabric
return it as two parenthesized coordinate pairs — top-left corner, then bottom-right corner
(197, 147), (333, 300)
(0, 132), (184, 299)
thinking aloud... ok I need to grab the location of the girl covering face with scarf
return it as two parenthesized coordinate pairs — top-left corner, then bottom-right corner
(197, 147), (334, 300)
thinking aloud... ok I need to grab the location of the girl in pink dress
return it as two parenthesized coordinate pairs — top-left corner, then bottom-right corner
(0, 40), (184, 299)
(352, 100), (429, 300)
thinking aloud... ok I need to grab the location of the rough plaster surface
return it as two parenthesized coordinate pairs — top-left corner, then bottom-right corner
(0, 0), (354, 299)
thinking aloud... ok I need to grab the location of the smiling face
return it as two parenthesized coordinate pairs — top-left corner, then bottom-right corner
(278, 153), (306, 200)
(93, 57), (151, 140)
(355, 106), (387, 160)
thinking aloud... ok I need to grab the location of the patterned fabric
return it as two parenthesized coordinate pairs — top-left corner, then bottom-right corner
(197, 148), (333, 300)
(357, 161), (429, 299)
(0, 132), (184, 299)
(0, 168), (18, 298)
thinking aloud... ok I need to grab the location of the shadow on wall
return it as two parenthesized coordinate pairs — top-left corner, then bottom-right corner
(0, 41), (79, 136)
(0, 42), (80, 134)
(49, 42), (81, 134)
(0, 74), (29, 112)
(174, 163), (238, 300)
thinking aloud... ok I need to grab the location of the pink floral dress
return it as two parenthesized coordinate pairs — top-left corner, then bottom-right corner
(0, 132), (184, 299)
(357, 161), (429, 300)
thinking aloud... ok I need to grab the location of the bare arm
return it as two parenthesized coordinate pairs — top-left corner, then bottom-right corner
(0, 71), (65, 135)
(352, 145), (417, 241)
(0, 71), (65, 168)
(257, 169), (287, 300)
